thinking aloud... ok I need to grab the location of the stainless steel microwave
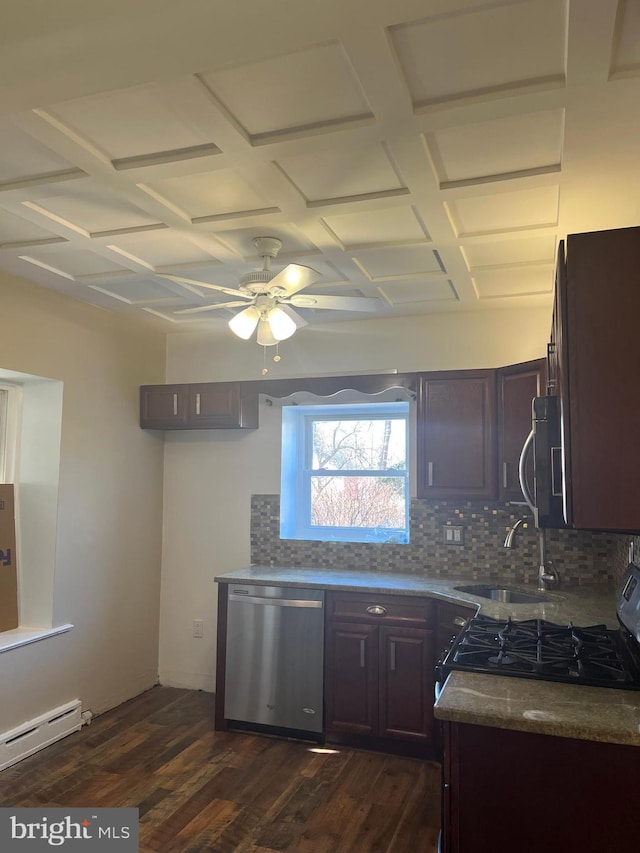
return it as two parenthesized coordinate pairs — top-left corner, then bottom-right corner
(519, 396), (568, 529)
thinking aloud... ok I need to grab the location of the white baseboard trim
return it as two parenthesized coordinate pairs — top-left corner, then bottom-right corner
(0, 699), (82, 772)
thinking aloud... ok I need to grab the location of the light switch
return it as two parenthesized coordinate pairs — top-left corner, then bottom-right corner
(443, 525), (464, 545)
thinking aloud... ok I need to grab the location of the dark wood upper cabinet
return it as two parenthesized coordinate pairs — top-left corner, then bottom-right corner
(187, 383), (258, 429)
(417, 370), (497, 501)
(497, 359), (545, 503)
(140, 382), (258, 430)
(140, 384), (189, 429)
(560, 225), (640, 531)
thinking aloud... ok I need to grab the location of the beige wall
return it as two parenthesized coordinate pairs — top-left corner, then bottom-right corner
(159, 305), (551, 690)
(0, 270), (166, 732)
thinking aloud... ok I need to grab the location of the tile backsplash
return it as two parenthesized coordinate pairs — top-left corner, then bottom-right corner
(251, 494), (629, 587)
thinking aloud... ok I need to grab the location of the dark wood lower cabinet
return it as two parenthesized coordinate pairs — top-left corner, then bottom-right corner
(379, 625), (434, 743)
(325, 615), (434, 755)
(324, 621), (379, 737)
(442, 721), (640, 853)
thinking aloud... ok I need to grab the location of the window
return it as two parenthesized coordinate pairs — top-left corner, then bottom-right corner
(280, 402), (409, 543)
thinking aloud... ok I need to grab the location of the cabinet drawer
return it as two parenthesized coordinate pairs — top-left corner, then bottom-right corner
(326, 591), (434, 627)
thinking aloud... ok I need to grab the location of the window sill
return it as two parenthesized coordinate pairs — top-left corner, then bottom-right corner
(0, 624), (73, 654)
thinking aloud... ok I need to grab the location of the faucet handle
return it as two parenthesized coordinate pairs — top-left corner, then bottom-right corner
(539, 558), (559, 590)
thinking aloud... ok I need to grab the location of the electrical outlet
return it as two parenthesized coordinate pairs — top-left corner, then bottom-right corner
(443, 525), (464, 545)
(192, 619), (204, 638)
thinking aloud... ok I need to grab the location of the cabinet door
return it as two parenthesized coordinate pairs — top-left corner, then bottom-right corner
(379, 626), (434, 743)
(417, 371), (497, 500)
(497, 360), (544, 502)
(188, 383), (257, 429)
(140, 384), (188, 429)
(324, 622), (378, 736)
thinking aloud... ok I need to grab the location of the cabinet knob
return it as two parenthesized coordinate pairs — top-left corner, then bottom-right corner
(453, 616), (468, 628)
(366, 605), (387, 616)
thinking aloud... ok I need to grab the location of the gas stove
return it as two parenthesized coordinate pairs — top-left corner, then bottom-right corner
(438, 563), (640, 691)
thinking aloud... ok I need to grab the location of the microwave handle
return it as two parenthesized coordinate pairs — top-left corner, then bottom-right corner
(518, 428), (536, 514)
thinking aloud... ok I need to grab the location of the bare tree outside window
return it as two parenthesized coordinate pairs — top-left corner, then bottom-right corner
(310, 418), (406, 529)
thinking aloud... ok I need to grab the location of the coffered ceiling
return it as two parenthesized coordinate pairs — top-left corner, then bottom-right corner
(1, 0), (638, 332)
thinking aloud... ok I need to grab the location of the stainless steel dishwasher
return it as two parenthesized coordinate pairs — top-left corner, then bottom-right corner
(224, 584), (324, 735)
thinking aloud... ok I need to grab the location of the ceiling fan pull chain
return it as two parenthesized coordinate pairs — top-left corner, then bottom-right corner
(273, 343), (281, 363)
(262, 346), (269, 376)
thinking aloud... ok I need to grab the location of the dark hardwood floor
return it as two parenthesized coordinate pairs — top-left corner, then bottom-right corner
(0, 687), (441, 852)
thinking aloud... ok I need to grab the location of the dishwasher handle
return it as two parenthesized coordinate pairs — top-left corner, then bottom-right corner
(228, 593), (323, 608)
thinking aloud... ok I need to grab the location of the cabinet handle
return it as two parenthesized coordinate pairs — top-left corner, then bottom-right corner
(453, 616), (468, 628)
(195, 392), (201, 416)
(359, 639), (365, 668)
(366, 605), (387, 616)
(172, 393), (178, 416)
(502, 461), (508, 489)
(428, 461), (434, 487)
(390, 641), (396, 671)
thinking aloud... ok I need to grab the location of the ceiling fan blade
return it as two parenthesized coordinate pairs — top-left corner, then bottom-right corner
(158, 273), (250, 299)
(287, 294), (384, 313)
(174, 301), (250, 315)
(277, 303), (308, 328)
(268, 263), (322, 297)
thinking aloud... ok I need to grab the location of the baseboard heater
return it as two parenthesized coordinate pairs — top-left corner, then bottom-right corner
(0, 700), (82, 772)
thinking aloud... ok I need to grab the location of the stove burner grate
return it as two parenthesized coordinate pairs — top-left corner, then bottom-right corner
(444, 615), (640, 689)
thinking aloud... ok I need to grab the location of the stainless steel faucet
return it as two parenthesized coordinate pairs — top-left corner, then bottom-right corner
(504, 518), (559, 592)
(503, 517), (528, 549)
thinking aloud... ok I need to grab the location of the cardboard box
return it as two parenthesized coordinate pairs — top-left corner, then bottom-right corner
(0, 484), (18, 632)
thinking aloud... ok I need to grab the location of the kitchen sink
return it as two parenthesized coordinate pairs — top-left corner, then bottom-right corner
(453, 585), (548, 604)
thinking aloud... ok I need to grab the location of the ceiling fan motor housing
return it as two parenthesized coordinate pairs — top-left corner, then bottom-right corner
(240, 269), (276, 294)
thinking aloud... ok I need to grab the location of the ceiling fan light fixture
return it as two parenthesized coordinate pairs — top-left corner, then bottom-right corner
(256, 318), (278, 347)
(228, 305), (260, 339)
(267, 306), (297, 341)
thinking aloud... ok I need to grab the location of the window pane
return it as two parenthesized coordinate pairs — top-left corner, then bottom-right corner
(310, 476), (407, 529)
(311, 418), (406, 471)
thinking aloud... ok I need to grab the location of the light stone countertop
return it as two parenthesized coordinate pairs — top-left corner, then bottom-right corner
(215, 565), (639, 745)
(434, 672), (640, 746)
(214, 565), (619, 626)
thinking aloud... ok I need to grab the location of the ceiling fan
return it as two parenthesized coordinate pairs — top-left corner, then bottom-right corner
(157, 236), (384, 346)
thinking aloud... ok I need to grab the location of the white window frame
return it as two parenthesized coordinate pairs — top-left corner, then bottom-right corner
(280, 402), (410, 544)
(0, 383), (22, 484)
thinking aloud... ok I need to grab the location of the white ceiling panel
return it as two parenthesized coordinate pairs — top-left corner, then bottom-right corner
(105, 231), (219, 268)
(24, 184), (162, 234)
(473, 266), (555, 299)
(611, 0), (640, 76)
(0, 0), (638, 330)
(145, 169), (274, 220)
(353, 245), (444, 281)
(0, 119), (77, 183)
(275, 144), (405, 202)
(19, 246), (125, 277)
(446, 186), (560, 238)
(0, 210), (66, 245)
(378, 278), (457, 304)
(322, 206), (429, 249)
(425, 109), (565, 186)
(200, 42), (373, 138)
(46, 85), (218, 162)
(461, 235), (558, 270)
(89, 276), (185, 304)
(389, 0), (567, 107)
